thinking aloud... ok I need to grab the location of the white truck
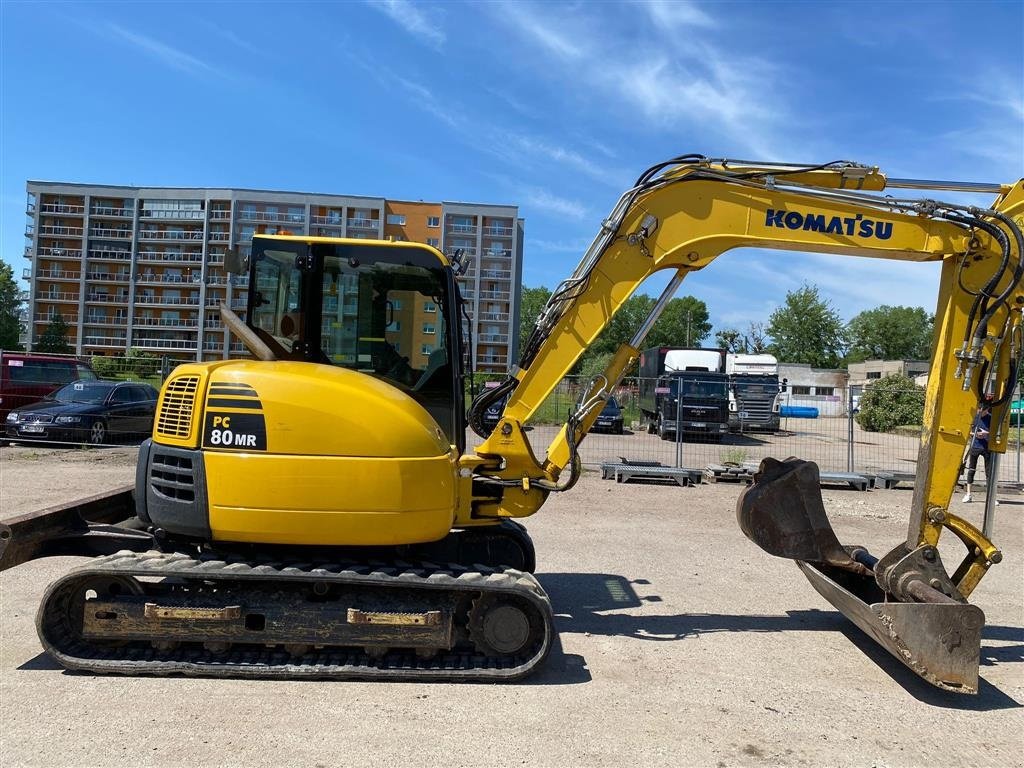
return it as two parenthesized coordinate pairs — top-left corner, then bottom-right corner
(725, 353), (782, 432)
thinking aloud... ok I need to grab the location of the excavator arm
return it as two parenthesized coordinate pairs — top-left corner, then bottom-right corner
(464, 156), (1024, 692)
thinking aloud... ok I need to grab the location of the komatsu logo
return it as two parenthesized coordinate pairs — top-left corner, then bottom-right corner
(764, 209), (893, 240)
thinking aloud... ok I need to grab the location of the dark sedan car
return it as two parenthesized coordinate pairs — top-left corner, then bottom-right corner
(591, 397), (625, 434)
(5, 380), (159, 445)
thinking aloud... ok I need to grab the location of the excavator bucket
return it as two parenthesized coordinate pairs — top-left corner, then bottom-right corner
(737, 457), (983, 694)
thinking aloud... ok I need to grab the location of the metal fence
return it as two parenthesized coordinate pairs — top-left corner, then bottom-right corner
(467, 375), (1020, 488)
(4, 354), (1021, 492)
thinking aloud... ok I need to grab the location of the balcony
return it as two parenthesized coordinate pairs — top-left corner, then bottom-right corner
(479, 312), (509, 322)
(135, 316), (199, 329)
(139, 230), (204, 241)
(38, 225), (84, 238)
(38, 246), (82, 259)
(209, 210), (232, 220)
(448, 223), (477, 235)
(478, 334), (509, 344)
(83, 335), (127, 347)
(18, 290), (30, 302)
(313, 227), (343, 238)
(203, 320), (225, 330)
(481, 270), (511, 280)
(140, 208), (205, 220)
(87, 272), (130, 283)
(136, 251), (203, 263)
(478, 355), (508, 367)
(346, 218), (379, 230)
(482, 249), (512, 259)
(311, 214), (345, 226)
(40, 291), (80, 303)
(89, 248), (132, 261)
(91, 206), (134, 218)
(135, 295), (201, 307)
(483, 226), (513, 237)
(133, 337), (199, 351)
(34, 312), (77, 323)
(136, 273), (197, 285)
(84, 315), (125, 327)
(26, 201), (36, 215)
(22, 268), (31, 280)
(40, 203), (85, 215)
(237, 210), (303, 224)
(90, 227), (132, 240)
(479, 291), (510, 301)
(209, 232), (230, 242)
(86, 293), (119, 303)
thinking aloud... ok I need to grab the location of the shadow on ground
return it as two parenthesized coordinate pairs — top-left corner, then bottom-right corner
(538, 572), (1022, 709)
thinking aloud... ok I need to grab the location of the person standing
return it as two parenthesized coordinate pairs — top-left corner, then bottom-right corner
(963, 397), (994, 503)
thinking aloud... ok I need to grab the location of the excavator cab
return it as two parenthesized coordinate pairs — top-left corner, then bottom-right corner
(243, 236), (465, 445)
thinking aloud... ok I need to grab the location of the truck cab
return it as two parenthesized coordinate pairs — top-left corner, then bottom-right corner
(726, 353), (782, 433)
(639, 347), (730, 441)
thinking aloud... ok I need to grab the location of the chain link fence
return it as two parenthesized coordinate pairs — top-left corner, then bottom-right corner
(4, 354), (1021, 493)
(1, 350), (180, 448)
(467, 375), (1021, 489)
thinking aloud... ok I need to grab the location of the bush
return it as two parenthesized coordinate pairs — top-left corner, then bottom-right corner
(855, 374), (925, 432)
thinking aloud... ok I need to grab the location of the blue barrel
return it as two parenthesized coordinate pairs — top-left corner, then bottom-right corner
(780, 405), (819, 419)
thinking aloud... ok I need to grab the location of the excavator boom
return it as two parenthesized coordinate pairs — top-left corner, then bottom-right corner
(466, 156), (1024, 692)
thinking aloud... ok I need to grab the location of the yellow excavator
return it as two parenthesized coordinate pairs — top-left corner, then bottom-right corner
(2, 156), (1022, 693)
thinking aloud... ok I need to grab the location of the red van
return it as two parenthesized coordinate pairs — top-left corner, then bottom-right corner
(0, 352), (98, 424)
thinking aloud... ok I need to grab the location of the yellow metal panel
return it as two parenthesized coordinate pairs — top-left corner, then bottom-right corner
(205, 452), (457, 546)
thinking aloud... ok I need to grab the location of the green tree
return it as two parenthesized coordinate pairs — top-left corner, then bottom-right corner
(767, 284), (845, 367)
(0, 261), (23, 350)
(715, 328), (744, 352)
(845, 305), (933, 362)
(744, 322), (770, 353)
(517, 285), (552, 360)
(855, 374), (925, 432)
(647, 296), (711, 349)
(37, 313), (72, 354)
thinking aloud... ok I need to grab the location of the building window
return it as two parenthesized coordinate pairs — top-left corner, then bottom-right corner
(815, 386), (835, 396)
(427, 216), (439, 227)
(866, 372), (882, 379)
(421, 344), (433, 355)
(423, 301), (436, 312)
(791, 385), (811, 395)
(422, 324), (436, 334)
(426, 237), (439, 248)
(386, 214), (406, 226)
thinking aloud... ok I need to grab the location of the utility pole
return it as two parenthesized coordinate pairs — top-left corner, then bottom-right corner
(686, 310), (691, 346)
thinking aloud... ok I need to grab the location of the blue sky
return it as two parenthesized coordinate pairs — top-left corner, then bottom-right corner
(2, 0), (1021, 335)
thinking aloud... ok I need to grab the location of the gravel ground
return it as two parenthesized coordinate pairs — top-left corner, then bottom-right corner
(0, 443), (1022, 768)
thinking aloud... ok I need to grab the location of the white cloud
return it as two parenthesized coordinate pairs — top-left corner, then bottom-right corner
(490, 3), (791, 158)
(522, 187), (588, 219)
(643, 0), (717, 30)
(365, 0), (446, 49)
(104, 23), (226, 78)
(500, 5), (585, 60)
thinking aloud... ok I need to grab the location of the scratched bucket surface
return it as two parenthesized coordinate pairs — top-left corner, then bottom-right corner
(796, 560), (984, 693)
(737, 457), (983, 694)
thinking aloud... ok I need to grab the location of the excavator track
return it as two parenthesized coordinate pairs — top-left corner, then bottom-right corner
(38, 550), (553, 682)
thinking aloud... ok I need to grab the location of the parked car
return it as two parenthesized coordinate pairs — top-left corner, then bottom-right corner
(0, 352), (98, 424)
(5, 380), (159, 445)
(592, 397), (625, 434)
(480, 391), (511, 435)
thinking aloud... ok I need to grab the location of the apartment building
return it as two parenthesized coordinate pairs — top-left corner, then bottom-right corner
(22, 182), (524, 372)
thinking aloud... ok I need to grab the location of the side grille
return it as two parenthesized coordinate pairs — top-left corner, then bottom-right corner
(157, 375), (200, 439)
(149, 451), (196, 502)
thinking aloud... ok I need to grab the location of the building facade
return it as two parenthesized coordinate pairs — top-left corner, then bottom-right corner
(22, 182), (524, 372)
(847, 360), (930, 394)
(777, 362), (849, 417)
